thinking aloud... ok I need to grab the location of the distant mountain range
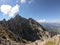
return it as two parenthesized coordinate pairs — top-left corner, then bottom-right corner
(40, 23), (60, 34)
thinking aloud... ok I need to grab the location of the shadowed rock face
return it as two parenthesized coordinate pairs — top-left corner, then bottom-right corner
(0, 14), (50, 43)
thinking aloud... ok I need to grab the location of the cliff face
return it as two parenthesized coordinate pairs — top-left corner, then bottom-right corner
(0, 14), (50, 44)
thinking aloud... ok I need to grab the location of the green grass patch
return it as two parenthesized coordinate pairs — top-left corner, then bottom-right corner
(45, 41), (55, 45)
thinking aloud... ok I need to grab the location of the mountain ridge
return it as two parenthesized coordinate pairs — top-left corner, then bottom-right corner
(0, 14), (53, 45)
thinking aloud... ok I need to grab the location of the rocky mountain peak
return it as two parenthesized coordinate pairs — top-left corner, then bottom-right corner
(14, 14), (22, 19)
(0, 14), (50, 44)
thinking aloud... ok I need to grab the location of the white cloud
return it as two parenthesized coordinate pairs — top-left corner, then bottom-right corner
(28, 0), (33, 4)
(9, 4), (20, 17)
(20, 0), (26, 3)
(16, 0), (26, 3)
(0, 5), (12, 14)
(37, 19), (46, 23)
(0, 4), (20, 17)
(16, 0), (33, 4)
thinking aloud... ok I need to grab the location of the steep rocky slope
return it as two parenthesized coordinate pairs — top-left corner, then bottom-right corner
(0, 14), (50, 45)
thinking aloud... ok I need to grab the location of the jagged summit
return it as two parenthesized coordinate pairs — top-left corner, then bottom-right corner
(14, 14), (22, 19)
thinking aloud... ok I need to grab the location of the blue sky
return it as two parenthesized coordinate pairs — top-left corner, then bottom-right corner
(0, 0), (60, 23)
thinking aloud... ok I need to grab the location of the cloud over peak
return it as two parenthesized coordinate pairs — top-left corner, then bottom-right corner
(37, 19), (60, 23)
(37, 19), (46, 23)
(9, 4), (20, 17)
(0, 4), (20, 17)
